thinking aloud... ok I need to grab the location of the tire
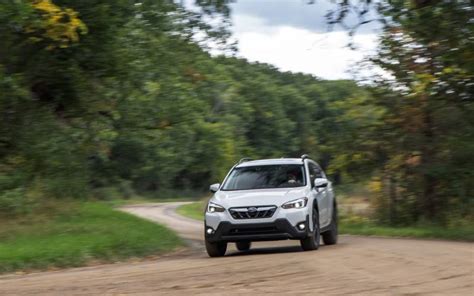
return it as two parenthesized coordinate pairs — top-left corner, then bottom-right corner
(300, 207), (320, 251)
(236, 241), (251, 251)
(322, 204), (338, 245)
(205, 239), (227, 257)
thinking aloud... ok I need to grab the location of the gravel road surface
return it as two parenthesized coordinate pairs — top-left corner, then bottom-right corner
(1, 202), (472, 295)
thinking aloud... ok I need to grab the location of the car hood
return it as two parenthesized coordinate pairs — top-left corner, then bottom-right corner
(212, 187), (307, 208)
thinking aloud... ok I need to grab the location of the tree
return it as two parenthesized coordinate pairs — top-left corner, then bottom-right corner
(323, 0), (473, 224)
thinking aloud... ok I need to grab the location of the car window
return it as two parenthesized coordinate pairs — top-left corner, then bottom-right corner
(308, 163), (324, 185)
(222, 165), (306, 191)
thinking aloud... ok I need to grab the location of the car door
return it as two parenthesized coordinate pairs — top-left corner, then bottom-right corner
(320, 169), (335, 227)
(308, 162), (329, 226)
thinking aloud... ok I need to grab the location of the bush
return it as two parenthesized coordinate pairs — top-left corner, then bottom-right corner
(0, 188), (30, 216)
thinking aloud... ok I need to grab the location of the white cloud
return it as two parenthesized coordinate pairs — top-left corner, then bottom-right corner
(232, 15), (379, 80)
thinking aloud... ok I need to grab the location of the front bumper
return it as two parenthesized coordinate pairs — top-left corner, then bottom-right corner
(205, 216), (310, 243)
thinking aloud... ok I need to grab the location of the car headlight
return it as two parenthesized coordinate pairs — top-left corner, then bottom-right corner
(281, 197), (308, 209)
(207, 202), (225, 213)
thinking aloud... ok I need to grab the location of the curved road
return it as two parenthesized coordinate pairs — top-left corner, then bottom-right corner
(0, 202), (473, 295)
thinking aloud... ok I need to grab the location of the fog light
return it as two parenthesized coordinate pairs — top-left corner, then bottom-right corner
(298, 223), (305, 230)
(206, 227), (214, 234)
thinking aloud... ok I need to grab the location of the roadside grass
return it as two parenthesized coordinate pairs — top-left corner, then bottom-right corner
(177, 201), (474, 242)
(177, 201), (206, 221)
(0, 202), (183, 273)
(338, 216), (474, 242)
(176, 201), (205, 221)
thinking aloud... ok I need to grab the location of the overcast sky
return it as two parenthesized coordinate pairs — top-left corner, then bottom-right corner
(227, 0), (381, 80)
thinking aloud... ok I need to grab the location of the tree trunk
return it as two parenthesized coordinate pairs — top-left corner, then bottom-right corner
(421, 98), (437, 220)
(388, 174), (397, 225)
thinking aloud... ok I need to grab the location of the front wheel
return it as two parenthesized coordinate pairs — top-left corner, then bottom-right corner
(300, 208), (320, 251)
(322, 205), (338, 245)
(205, 239), (227, 257)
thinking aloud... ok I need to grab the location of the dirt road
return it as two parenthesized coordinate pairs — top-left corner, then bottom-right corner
(1, 203), (473, 295)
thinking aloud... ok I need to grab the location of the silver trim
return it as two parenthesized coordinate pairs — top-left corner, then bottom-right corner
(230, 206), (276, 212)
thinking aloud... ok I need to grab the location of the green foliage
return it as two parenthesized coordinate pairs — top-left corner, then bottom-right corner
(0, 188), (30, 215)
(320, 0), (474, 225)
(0, 202), (182, 273)
(362, 0), (474, 224)
(1, 0), (471, 228)
(1, 0), (373, 208)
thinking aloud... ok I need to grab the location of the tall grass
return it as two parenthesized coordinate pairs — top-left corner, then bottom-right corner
(0, 202), (183, 273)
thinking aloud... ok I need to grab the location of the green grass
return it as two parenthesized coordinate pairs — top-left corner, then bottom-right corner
(338, 216), (474, 241)
(343, 225), (474, 241)
(176, 201), (205, 221)
(177, 201), (474, 242)
(0, 202), (183, 273)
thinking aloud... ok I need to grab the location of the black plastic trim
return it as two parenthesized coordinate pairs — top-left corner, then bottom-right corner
(205, 216), (310, 243)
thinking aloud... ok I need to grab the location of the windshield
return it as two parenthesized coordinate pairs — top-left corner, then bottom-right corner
(222, 164), (306, 191)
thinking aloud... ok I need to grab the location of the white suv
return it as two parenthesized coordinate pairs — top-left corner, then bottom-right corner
(204, 155), (338, 257)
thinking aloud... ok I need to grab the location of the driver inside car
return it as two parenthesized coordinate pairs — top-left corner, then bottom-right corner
(283, 171), (302, 187)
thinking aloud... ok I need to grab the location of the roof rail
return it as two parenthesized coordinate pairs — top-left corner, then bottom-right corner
(301, 154), (309, 161)
(238, 157), (253, 164)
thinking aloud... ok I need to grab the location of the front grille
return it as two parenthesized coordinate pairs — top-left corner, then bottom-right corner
(228, 226), (280, 236)
(229, 206), (277, 219)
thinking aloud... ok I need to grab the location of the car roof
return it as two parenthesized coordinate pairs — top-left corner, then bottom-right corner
(236, 158), (308, 168)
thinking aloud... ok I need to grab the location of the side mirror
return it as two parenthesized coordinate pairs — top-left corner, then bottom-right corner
(314, 178), (328, 189)
(209, 183), (220, 193)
